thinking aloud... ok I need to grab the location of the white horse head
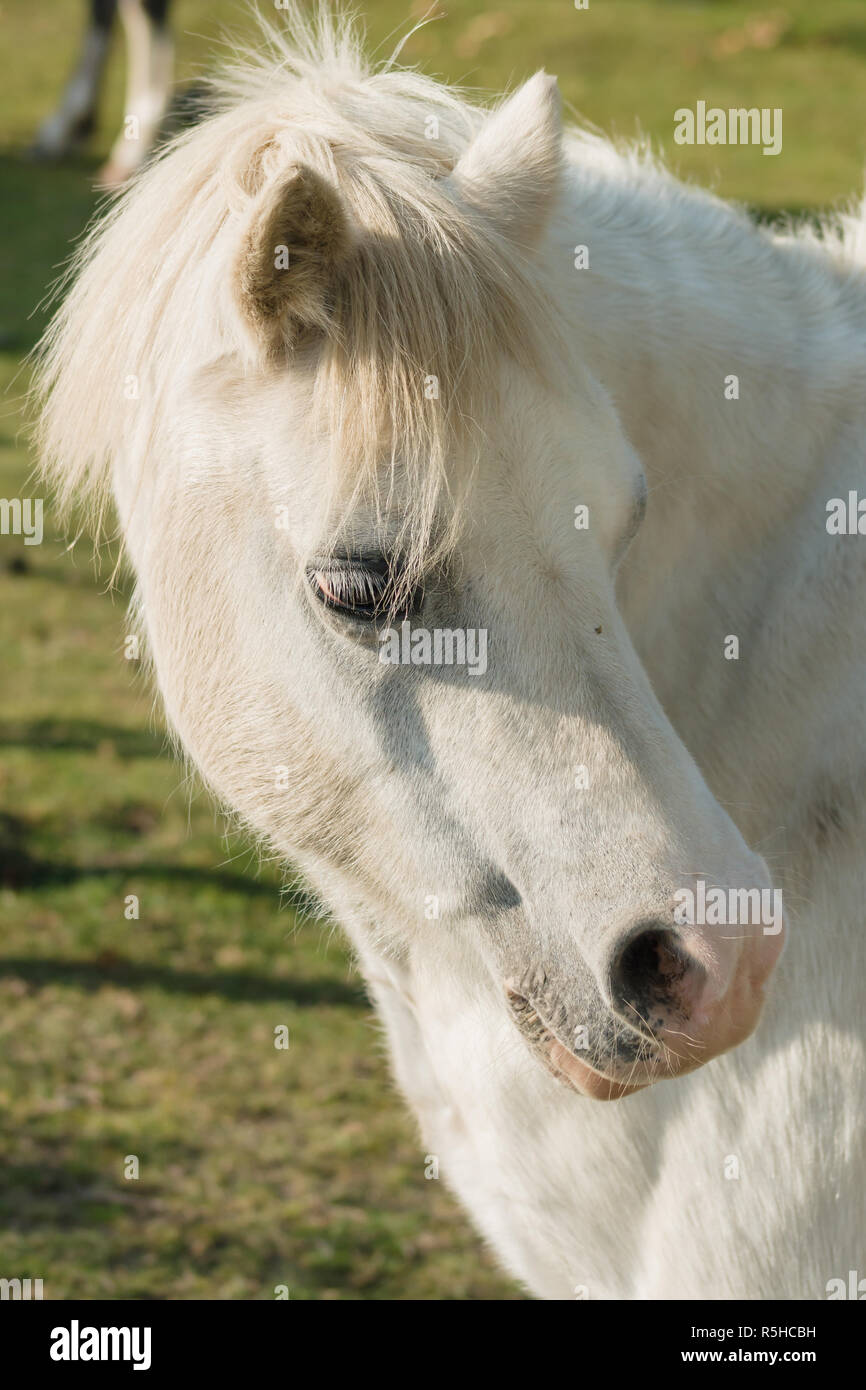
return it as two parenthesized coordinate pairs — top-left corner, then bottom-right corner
(38, 8), (783, 1104)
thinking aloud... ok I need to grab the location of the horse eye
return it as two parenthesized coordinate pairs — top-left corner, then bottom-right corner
(307, 556), (409, 621)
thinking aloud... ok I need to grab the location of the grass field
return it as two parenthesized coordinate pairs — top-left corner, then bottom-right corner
(1, 0), (864, 1299)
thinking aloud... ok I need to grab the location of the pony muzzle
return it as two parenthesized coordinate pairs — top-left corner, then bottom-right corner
(507, 909), (785, 1099)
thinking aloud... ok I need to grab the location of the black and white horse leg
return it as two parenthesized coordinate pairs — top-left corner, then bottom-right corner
(99, 0), (174, 187)
(32, 0), (118, 158)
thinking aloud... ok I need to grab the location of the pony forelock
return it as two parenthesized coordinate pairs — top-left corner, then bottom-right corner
(33, 2), (566, 585)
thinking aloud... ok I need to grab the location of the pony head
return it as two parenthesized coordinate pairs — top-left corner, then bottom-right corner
(37, 8), (782, 1100)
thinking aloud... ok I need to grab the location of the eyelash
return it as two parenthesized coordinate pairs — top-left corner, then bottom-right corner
(310, 564), (388, 616)
(307, 556), (422, 622)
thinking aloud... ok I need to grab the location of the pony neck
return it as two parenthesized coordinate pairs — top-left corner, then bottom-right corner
(550, 141), (866, 836)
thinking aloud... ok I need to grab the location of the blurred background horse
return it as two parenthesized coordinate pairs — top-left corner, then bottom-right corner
(32, 0), (173, 186)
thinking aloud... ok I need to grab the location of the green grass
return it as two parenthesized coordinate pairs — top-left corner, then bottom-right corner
(0, 0), (864, 1299)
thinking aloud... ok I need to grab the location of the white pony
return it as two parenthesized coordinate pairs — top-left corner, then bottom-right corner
(37, 7), (865, 1299)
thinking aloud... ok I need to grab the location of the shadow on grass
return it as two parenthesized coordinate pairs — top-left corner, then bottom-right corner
(0, 1145), (223, 1248)
(1, 546), (133, 593)
(0, 153), (103, 354)
(0, 719), (166, 758)
(0, 810), (322, 919)
(0, 955), (365, 1007)
(0, 1161), (134, 1232)
(0, 848), (287, 899)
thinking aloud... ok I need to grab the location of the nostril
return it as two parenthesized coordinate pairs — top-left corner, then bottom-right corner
(612, 924), (703, 1031)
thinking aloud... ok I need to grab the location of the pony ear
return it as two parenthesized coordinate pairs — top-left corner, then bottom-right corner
(232, 163), (354, 356)
(448, 71), (562, 249)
